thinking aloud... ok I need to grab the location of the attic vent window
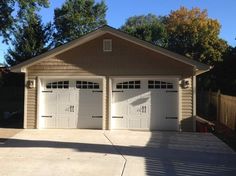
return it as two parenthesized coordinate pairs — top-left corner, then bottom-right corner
(103, 39), (112, 52)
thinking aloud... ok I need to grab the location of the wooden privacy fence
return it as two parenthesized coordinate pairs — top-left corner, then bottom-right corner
(197, 90), (236, 131)
(219, 94), (236, 130)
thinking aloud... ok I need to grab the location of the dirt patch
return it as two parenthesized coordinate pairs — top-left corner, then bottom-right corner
(0, 128), (22, 143)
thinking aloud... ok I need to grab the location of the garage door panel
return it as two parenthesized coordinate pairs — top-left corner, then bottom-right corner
(112, 91), (129, 104)
(164, 92), (178, 130)
(129, 119), (140, 128)
(166, 92), (178, 117)
(43, 107), (57, 116)
(41, 79), (103, 129)
(41, 92), (57, 128)
(57, 91), (70, 101)
(111, 118), (127, 129)
(57, 104), (70, 114)
(112, 79), (149, 129)
(111, 78), (179, 131)
(78, 89), (102, 129)
(129, 118), (149, 129)
(112, 102), (128, 116)
(76, 80), (102, 129)
(44, 117), (56, 129)
(56, 115), (69, 128)
(43, 92), (57, 102)
(56, 114), (77, 128)
(149, 92), (165, 130)
(43, 93), (57, 115)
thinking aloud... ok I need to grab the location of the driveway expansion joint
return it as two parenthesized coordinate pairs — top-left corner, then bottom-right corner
(103, 132), (127, 176)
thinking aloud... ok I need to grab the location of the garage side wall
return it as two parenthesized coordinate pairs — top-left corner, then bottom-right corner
(26, 75), (37, 128)
(180, 77), (194, 131)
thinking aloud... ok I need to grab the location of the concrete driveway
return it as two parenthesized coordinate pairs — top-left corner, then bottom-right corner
(0, 130), (236, 176)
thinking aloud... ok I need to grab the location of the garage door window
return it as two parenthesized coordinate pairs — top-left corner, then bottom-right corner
(46, 81), (69, 89)
(76, 81), (99, 89)
(148, 80), (173, 89)
(116, 81), (140, 89)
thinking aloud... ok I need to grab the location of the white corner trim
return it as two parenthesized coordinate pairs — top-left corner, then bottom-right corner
(21, 67), (27, 73)
(178, 78), (182, 132)
(36, 77), (41, 129)
(108, 77), (112, 130)
(23, 73), (28, 129)
(192, 76), (197, 132)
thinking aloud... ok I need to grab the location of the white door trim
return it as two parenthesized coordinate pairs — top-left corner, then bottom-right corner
(37, 76), (105, 129)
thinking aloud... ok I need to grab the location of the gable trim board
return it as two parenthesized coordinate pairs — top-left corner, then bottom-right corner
(11, 25), (210, 131)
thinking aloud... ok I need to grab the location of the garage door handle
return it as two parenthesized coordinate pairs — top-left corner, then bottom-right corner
(41, 115), (52, 118)
(141, 106), (146, 113)
(70, 105), (74, 112)
(112, 90), (124, 93)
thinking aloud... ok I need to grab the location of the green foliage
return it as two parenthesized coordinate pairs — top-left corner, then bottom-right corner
(206, 46), (236, 95)
(0, 0), (14, 40)
(0, 0), (49, 42)
(120, 14), (168, 47)
(53, 0), (107, 45)
(165, 7), (228, 65)
(5, 15), (53, 66)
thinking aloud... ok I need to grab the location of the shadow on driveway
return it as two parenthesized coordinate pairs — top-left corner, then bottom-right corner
(144, 132), (236, 176)
(0, 131), (236, 176)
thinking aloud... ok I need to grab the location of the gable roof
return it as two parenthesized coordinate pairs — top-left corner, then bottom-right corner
(11, 25), (211, 75)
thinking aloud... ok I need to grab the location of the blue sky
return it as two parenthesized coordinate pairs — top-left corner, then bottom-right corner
(0, 0), (236, 63)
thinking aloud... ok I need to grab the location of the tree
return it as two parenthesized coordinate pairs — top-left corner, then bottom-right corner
(0, 0), (49, 42)
(120, 14), (168, 47)
(165, 7), (228, 64)
(5, 15), (53, 66)
(53, 0), (107, 45)
(210, 46), (236, 95)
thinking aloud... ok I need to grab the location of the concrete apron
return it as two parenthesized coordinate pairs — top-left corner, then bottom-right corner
(0, 129), (124, 176)
(104, 130), (236, 176)
(0, 129), (236, 176)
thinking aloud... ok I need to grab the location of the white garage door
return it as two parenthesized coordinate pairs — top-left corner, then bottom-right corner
(40, 79), (103, 129)
(111, 78), (179, 130)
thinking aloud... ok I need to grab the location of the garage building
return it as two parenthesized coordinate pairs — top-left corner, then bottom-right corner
(11, 25), (210, 131)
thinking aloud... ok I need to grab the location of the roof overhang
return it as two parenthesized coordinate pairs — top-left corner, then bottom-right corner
(11, 25), (211, 75)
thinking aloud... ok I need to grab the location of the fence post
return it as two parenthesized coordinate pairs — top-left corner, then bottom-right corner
(216, 90), (221, 124)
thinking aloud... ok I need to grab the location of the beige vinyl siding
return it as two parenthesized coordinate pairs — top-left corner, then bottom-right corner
(26, 33), (195, 130)
(26, 75), (37, 128)
(28, 34), (194, 77)
(28, 57), (95, 76)
(180, 78), (194, 131)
